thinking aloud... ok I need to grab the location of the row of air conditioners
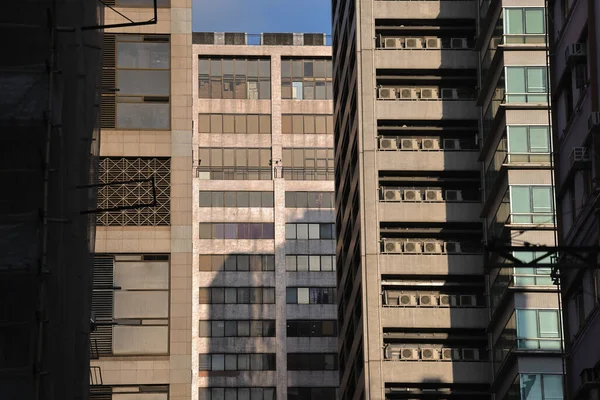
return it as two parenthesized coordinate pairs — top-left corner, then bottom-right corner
(383, 240), (462, 254)
(386, 293), (477, 307)
(382, 37), (470, 50)
(379, 137), (461, 150)
(382, 189), (463, 202)
(378, 88), (462, 100)
(386, 347), (480, 361)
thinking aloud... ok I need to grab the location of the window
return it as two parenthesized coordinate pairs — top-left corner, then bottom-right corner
(198, 388), (276, 400)
(199, 320), (275, 337)
(512, 251), (554, 285)
(281, 59), (333, 100)
(198, 354), (276, 371)
(199, 192), (274, 207)
(519, 374), (563, 400)
(198, 114), (271, 134)
(287, 353), (338, 370)
(285, 192), (335, 208)
(286, 320), (337, 337)
(505, 66), (548, 103)
(198, 57), (270, 99)
(285, 255), (336, 271)
(504, 8), (546, 43)
(510, 186), (555, 224)
(286, 288), (336, 304)
(507, 126), (551, 162)
(198, 287), (276, 304)
(285, 224), (335, 240)
(199, 255), (275, 272)
(516, 309), (562, 350)
(282, 115), (334, 134)
(282, 148), (334, 180)
(288, 387), (336, 400)
(198, 223), (274, 239)
(196, 148), (272, 180)
(100, 34), (170, 129)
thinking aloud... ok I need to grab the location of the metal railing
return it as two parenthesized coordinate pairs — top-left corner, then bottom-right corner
(503, 34), (547, 45)
(195, 166), (272, 180)
(280, 167), (334, 181)
(504, 92), (549, 104)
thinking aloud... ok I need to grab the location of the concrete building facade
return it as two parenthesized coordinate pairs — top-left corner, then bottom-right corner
(191, 32), (337, 400)
(89, 2), (194, 400)
(548, 0), (600, 397)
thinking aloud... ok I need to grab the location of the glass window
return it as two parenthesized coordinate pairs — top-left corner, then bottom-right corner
(212, 320), (225, 337)
(199, 321), (211, 337)
(238, 321), (250, 336)
(211, 354), (225, 371)
(298, 288), (310, 304)
(285, 224), (296, 239)
(286, 288), (297, 304)
(282, 58), (333, 100)
(199, 57), (270, 99)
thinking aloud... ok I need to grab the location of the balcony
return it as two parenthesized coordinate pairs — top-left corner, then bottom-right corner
(381, 306), (488, 329)
(374, 0), (476, 19)
(375, 48), (477, 70)
(379, 201), (480, 223)
(381, 359), (490, 384)
(377, 149), (479, 171)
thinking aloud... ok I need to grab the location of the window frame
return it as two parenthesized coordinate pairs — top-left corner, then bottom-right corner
(198, 57), (271, 99)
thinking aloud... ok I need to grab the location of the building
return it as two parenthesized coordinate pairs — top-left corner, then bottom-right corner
(89, 2), (193, 400)
(332, 1), (490, 399)
(0, 1), (102, 399)
(548, 0), (600, 397)
(477, 0), (565, 399)
(192, 32), (337, 400)
(332, 0), (564, 399)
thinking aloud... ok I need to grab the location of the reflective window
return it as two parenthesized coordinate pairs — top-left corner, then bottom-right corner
(199, 57), (271, 99)
(199, 320), (275, 337)
(286, 288), (336, 304)
(198, 354), (276, 371)
(198, 287), (276, 304)
(281, 59), (333, 100)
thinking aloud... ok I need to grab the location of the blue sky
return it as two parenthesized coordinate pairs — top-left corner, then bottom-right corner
(192, 0), (332, 35)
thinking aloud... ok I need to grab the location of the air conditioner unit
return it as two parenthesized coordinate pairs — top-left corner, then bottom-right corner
(462, 348), (480, 361)
(569, 147), (591, 168)
(426, 37), (441, 49)
(383, 189), (402, 201)
(403, 190), (422, 201)
(451, 38), (469, 49)
(460, 294), (477, 307)
(400, 294), (417, 306)
(445, 190), (463, 201)
(422, 138), (440, 150)
(380, 137), (398, 150)
(384, 37), (402, 49)
(441, 88), (459, 99)
(443, 138), (461, 150)
(439, 294), (452, 307)
(580, 368), (599, 384)
(423, 241), (443, 254)
(401, 138), (419, 150)
(378, 87), (397, 100)
(421, 88), (438, 100)
(400, 348), (419, 360)
(398, 88), (417, 99)
(445, 241), (462, 254)
(383, 239), (403, 254)
(566, 43), (586, 60)
(424, 189), (443, 202)
(405, 38), (423, 49)
(419, 294), (437, 306)
(441, 348), (454, 360)
(589, 112), (600, 132)
(404, 241), (422, 254)
(421, 348), (440, 360)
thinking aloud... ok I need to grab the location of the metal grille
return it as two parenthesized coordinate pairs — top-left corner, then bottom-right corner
(100, 34), (116, 128)
(89, 386), (112, 400)
(97, 157), (170, 226)
(90, 256), (114, 357)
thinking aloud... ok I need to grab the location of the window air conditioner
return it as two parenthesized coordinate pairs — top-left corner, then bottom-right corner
(421, 348), (440, 360)
(384, 37), (402, 49)
(378, 87), (396, 100)
(403, 190), (422, 201)
(401, 138), (419, 150)
(441, 348), (454, 360)
(380, 137), (398, 150)
(565, 43), (586, 60)
(460, 294), (477, 307)
(422, 138), (440, 150)
(424, 189), (443, 202)
(421, 88), (438, 99)
(400, 294), (417, 306)
(398, 88), (418, 99)
(439, 294), (453, 307)
(462, 348), (480, 361)
(443, 139), (461, 150)
(441, 88), (459, 99)
(451, 38), (469, 49)
(404, 241), (422, 254)
(405, 38), (423, 49)
(589, 112), (600, 132)
(569, 147), (590, 168)
(400, 348), (419, 360)
(426, 37), (441, 49)
(423, 241), (443, 254)
(445, 241), (462, 253)
(383, 239), (403, 254)
(383, 189), (402, 201)
(419, 294), (437, 306)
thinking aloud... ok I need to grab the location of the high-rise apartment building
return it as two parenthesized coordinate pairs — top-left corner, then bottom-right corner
(192, 32), (337, 400)
(478, 0), (564, 399)
(548, 0), (600, 397)
(89, 2), (193, 400)
(333, 0), (564, 399)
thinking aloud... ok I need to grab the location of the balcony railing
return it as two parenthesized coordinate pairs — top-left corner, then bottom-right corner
(503, 34), (547, 45)
(195, 166), (272, 180)
(510, 212), (555, 225)
(505, 92), (549, 104)
(489, 267), (554, 313)
(281, 167), (334, 181)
